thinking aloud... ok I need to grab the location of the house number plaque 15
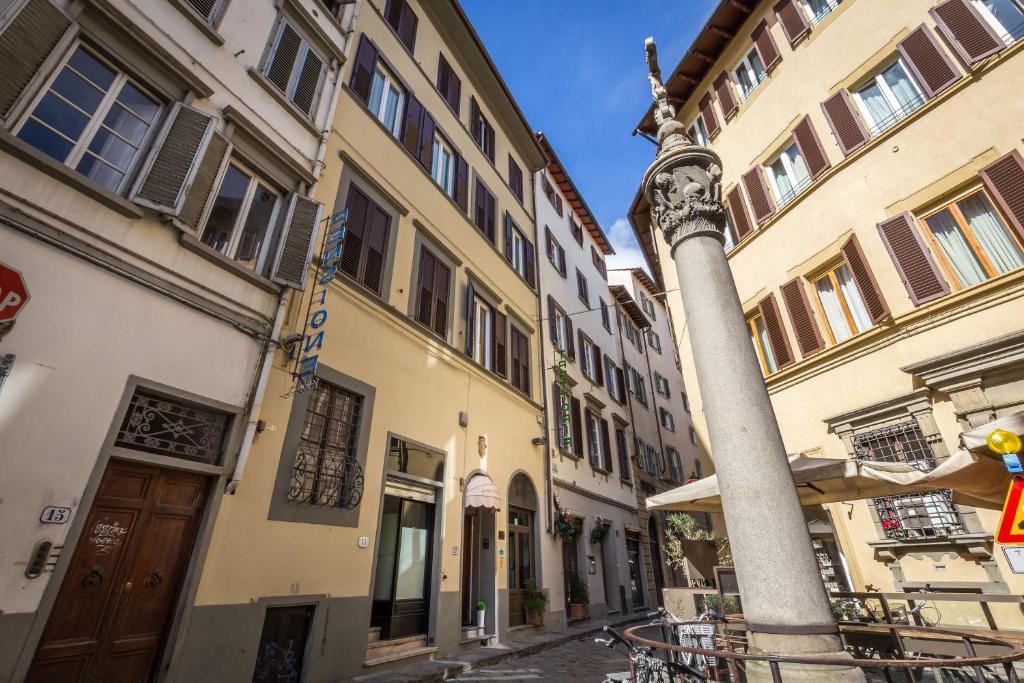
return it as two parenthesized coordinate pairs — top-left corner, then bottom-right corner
(40, 506), (72, 524)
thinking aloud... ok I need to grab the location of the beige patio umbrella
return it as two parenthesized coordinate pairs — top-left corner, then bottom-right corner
(646, 451), (1012, 513)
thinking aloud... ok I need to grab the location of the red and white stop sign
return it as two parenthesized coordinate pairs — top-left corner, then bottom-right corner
(0, 262), (30, 323)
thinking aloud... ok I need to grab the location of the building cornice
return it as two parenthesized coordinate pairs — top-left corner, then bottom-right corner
(901, 329), (1024, 389)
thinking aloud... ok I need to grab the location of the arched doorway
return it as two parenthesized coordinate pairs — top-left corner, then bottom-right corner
(648, 516), (666, 607)
(507, 473), (538, 627)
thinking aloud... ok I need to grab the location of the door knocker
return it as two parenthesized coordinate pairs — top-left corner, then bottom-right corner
(144, 569), (162, 588)
(82, 565), (104, 587)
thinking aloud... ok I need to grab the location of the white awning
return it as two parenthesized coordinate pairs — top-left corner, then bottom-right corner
(465, 474), (501, 510)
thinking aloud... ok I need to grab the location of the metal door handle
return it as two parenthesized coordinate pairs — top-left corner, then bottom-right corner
(122, 580), (132, 592)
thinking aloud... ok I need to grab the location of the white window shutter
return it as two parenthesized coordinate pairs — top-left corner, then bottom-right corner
(130, 102), (216, 216)
(272, 193), (323, 290)
(177, 131), (232, 235)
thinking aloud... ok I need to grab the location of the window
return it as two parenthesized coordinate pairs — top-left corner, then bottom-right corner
(732, 47), (767, 102)
(430, 132), (456, 196)
(435, 53), (461, 114)
(545, 228), (567, 276)
(723, 211), (738, 252)
(550, 299), (571, 354)
(689, 426), (698, 446)
(810, 262), (871, 344)
(576, 269), (589, 307)
(471, 294), (494, 370)
(748, 312), (779, 375)
(647, 330), (662, 354)
(200, 162), (281, 272)
(640, 295), (656, 320)
(606, 357), (622, 401)
(654, 373), (669, 397)
(628, 367), (648, 405)
(766, 142), (811, 208)
(384, 0), (418, 53)
(918, 189), (1024, 291)
(368, 61), (405, 137)
(255, 605), (316, 682)
(339, 184), (392, 295)
(509, 325), (530, 395)
(973, 0), (1024, 44)
(289, 379), (364, 508)
(616, 427), (632, 483)
(263, 20), (327, 119)
(666, 446), (682, 482)
(504, 214), (534, 285)
(414, 246), (452, 339)
(852, 60), (924, 136)
(688, 116), (709, 147)
(470, 97), (495, 163)
(17, 44), (162, 192)
(659, 407), (676, 432)
(646, 444), (661, 477)
(591, 246), (607, 280)
(508, 155), (524, 202)
(474, 179), (497, 242)
(600, 299), (611, 332)
(585, 410), (611, 471)
(799, 0), (841, 26)
(682, 391), (690, 413)
(580, 335), (597, 380)
(571, 219), (584, 245)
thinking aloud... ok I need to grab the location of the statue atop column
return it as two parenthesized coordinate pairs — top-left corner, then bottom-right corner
(643, 37), (725, 249)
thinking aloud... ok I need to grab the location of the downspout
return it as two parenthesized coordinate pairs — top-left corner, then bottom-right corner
(227, 291), (289, 493)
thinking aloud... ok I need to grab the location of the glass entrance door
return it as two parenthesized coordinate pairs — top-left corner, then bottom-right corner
(507, 506), (534, 626)
(371, 494), (434, 639)
(625, 531), (645, 610)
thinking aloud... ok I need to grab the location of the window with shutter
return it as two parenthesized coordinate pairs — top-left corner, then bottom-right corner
(713, 71), (738, 121)
(732, 47), (768, 103)
(898, 25), (961, 99)
(339, 183), (392, 296)
(756, 294), (795, 371)
(810, 261), (875, 344)
(792, 115), (831, 180)
(688, 116), (710, 146)
(0, 0), (72, 118)
(508, 156), (523, 202)
(271, 193), (322, 289)
(821, 90), (869, 156)
(510, 325), (530, 395)
(576, 269), (589, 306)
(877, 213), (950, 305)
(200, 163), (284, 272)
(765, 141), (812, 208)
(725, 186), (754, 241)
(430, 131), (456, 197)
(436, 53), (461, 114)
(384, 0), (418, 53)
(851, 60), (925, 136)
(698, 92), (721, 139)
(742, 167), (775, 224)
(775, 0), (810, 46)
(468, 286), (495, 369)
(840, 234), (889, 324)
(414, 246), (452, 339)
(493, 310), (507, 378)
(599, 419), (612, 472)
(571, 396), (584, 458)
(600, 299), (611, 332)
(585, 408), (599, 467)
(474, 179), (496, 242)
(263, 20), (326, 119)
(780, 277), (825, 357)
(931, 0), (1005, 64)
(751, 20), (782, 72)
(131, 102), (211, 213)
(980, 150), (1024, 245)
(505, 213), (532, 283)
(616, 427), (631, 482)
(179, 131), (231, 233)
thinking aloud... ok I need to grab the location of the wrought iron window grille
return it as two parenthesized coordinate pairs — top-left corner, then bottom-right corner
(867, 94), (925, 136)
(287, 381), (365, 509)
(873, 490), (966, 540)
(115, 388), (230, 464)
(775, 173), (814, 209)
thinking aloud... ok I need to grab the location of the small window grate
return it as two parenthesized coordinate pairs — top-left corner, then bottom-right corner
(185, 0), (218, 20)
(115, 388), (230, 464)
(873, 490), (966, 540)
(853, 420), (936, 471)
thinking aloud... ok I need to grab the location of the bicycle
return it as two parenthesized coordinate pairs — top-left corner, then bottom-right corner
(597, 609), (710, 683)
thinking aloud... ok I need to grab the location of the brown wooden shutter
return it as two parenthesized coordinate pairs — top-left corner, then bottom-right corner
(340, 184), (368, 280)
(465, 279), (476, 355)
(545, 226), (554, 260)
(584, 408), (597, 466)
(841, 234), (889, 324)
(524, 241), (536, 287)
(821, 90), (869, 156)
(362, 203), (391, 294)
(547, 295), (559, 340)
(503, 213), (514, 264)
(272, 194), (323, 289)
(571, 396), (584, 457)
(131, 103), (215, 215)
(751, 19), (782, 72)
(455, 154), (469, 213)
(725, 186), (754, 241)
(742, 166), (775, 224)
(418, 111), (435, 170)
(713, 71), (738, 121)
(898, 25), (961, 98)
(757, 293), (794, 369)
(979, 150), (1024, 244)
(0, 0), (71, 117)
(383, 0), (403, 32)
(792, 115), (831, 180)
(401, 94), (423, 157)
(594, 344), (604, 386)
(291, 49), (324, 117)
(566, 315), (575, 360)
(615, 366), (626, 403)
(551, 381), (563, 441)
(416, 248), (436, 328)
(599, 419), (612, 472)
(266, 23), (301, 94)
(350, 35), (379, 103)
(774, 0), (809, 46)
(780, 278), (825, 357)
(485, 188), (496, 242)
(493, 310), (507, 377)
(447, 65), (462, 115)
(469, 97), (481, 145)
(474, 178), (487, 237)
(433, 260), (451, 337)
(876, 213), (949, 305)
(436, 54), (450, 102)
(557, 244), (567, 276)
(178, 131), (231, 233)
(555, 194), (563, 217)
(508, 156), (523, 202)
(484, 123), (495, 164)
(931, 0), (1003, 64)
(698, 92), (721, 139)
(577, 330), (586, 374)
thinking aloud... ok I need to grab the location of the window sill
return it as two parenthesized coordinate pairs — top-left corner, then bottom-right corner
(178, 232), (282, 294)
(0, 128), (144, 219)
(247, 68), (322, 137)
(868, 533), (992, 555)
(166, 0), (226, 45)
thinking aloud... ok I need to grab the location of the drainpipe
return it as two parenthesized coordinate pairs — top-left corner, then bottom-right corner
(227, 291), (289, 493)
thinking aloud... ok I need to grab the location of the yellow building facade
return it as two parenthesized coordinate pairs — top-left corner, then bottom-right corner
(178, 1), (555, 680)
(631, 0), (1024, 626)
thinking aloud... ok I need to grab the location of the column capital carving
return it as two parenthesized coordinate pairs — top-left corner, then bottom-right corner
(642, 147), (728, 252)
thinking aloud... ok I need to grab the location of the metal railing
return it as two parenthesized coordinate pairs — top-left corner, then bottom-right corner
(867, 94), (926, 136)
(773, 174), (813, 210)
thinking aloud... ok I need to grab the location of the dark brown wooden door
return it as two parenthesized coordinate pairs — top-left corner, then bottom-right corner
(29, 460), (208, 683)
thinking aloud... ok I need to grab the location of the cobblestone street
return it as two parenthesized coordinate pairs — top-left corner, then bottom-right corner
(452, 635), (628, 682)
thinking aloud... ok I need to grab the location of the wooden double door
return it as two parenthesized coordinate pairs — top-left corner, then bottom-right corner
(28, 461), (208, 682)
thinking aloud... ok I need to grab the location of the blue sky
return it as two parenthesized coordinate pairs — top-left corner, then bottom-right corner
(461, 0), (717, 272)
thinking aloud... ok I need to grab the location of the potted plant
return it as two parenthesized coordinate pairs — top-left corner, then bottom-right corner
(568, 574), (589, 620)
(553, 498), (578, 541)
(523, 578), (547, 626)
(590, 517), (611, 544)
(476, 600), (486, 628)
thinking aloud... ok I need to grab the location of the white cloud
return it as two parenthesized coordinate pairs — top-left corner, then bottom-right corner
(605, 217), (649, 273)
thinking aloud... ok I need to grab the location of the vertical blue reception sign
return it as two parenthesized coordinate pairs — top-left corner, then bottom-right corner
(294, 208), (348, 392)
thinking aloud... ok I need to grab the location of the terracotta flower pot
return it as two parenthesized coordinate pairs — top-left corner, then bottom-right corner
(526, 609), (544, 626)
(568, 602), (587, 620)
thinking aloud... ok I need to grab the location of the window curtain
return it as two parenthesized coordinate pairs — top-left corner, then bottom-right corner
(925, 210), (988, 286)
(786, 144), (811, 187)
(755, 317), (778, 371)
(882, 62), (920, 110)
(836, 265), (872, 333)
(858, 81), (893, 127)
(815, 276), (853, 341)
(770, 158), (793, 199)
(959, 193), (1024, 274)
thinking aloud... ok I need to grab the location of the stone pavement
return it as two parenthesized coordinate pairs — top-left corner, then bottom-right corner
(450, 634), (628, 682)
(347, 614), (643, 683)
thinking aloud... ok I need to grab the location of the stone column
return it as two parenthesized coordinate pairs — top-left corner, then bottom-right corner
(641, 121), (863, 681)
